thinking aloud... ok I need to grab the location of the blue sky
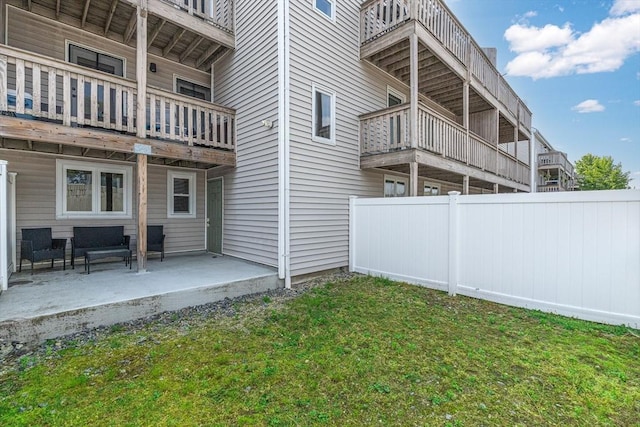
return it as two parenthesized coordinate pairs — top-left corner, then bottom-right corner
(445, 0), (640, 188)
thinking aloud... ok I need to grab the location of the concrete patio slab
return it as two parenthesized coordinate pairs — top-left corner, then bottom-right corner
(0, 253), (281, 345)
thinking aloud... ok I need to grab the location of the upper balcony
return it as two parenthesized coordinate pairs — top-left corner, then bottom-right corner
(360, 0), (531, 137)
(12, 0), (234, 70)
(0, 45), (235, 167)
(538, 151), (574, 175)
(360, 103), (530, 188)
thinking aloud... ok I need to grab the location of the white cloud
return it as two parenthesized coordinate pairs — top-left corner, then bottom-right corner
(610, 0), (640, 16)
(634, 100), (640, 106)
(523, 10), (538, 19)
(504, 7), (640, 79)
(504, 23), (573, 53)
(571, 99), (605, 113)
(620, 137), (632, 142)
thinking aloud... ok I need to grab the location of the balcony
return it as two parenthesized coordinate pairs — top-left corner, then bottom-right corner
(360, 103), (530, 186)
(538, 151), (574, 175)
(360, 0), (531, 134)
(12, 0), (234, 70)
(0, 45), (235, 165)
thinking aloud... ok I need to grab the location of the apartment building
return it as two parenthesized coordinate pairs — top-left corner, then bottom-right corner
(1, 0), (535, 286)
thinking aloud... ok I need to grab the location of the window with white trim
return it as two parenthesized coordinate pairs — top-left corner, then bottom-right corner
(56, 159), (132, 219)
(423, 182), (440, 196)
(387, 86), (406, 107)
(314, 0), (335, 20)
(168, 170), (196, 218)
(312, 84), (336, 144)
(384, 175), (407, 197)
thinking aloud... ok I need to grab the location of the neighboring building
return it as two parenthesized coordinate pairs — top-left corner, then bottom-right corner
(532, 130), (576, 192)
(1, 0), (535, 286)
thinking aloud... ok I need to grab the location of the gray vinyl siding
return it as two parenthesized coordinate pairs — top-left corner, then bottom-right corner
(287, 1), (406, 276)
(1, 150), (205, 259)
(6, 6), (210, 92)
(211, 0), (279, 267)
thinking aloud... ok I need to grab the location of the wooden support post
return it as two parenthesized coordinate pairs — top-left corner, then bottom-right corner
(463, 82), (469, 165)
(137, 154), (147, 272)
(136, 3), (148, 273)
(410, 162), (419, 197)
(463, 175), (469, 195)
(493, 183), (499, 194)
(409, 33), (418, 149)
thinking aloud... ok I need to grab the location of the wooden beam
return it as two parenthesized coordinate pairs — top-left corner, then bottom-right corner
(137, 153), (147, 272)
(136, 4), (148, 140)
(124, 11), (137, 45)
(179, 36), (204, 63)
(360, 149), (530, 192)
(409, 33), (418, 150)
(147, 0), (235, 49)
(410, 162), (418, 196)
(147, 19), (165, 47)
(0, 117), (236, 166)
(104, 0), (119, 35)
(162, 28), (186, 57)
(55, 0), (61, 18)
(196, 42), (221, 69)
(81, 0), (92, 28)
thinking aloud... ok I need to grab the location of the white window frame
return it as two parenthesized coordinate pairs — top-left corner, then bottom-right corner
(384, 174), (408, 198)
(65, 40), (126, 77)
(423, 181), (441, 196)
(387, 86), (406, 107)
(167, 170), (197, 218)
(311, 84), (336, 145)
(56, 159), (132, 219)
(314, 0), (336, 21)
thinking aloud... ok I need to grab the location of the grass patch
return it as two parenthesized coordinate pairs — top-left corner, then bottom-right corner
(0, 276), (638, 426)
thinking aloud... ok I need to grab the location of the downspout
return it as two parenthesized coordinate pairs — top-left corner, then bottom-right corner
(278, 0), (291, 288)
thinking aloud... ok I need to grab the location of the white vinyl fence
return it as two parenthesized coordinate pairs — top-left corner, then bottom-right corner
(349, 190), (640, 328)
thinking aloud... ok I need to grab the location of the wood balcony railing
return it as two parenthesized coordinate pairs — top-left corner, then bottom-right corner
(0, 45), (235, 151)
(538, 151), (574, 175)
(360, 0), (532, 131)
(360, 103), (530, 185)
(162, 0), (234, 33)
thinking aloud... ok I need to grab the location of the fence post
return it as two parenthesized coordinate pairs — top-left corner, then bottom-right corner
(0, 160), (7, 291)
(448, 191), (460, 296)
(349, 196), (357, 272)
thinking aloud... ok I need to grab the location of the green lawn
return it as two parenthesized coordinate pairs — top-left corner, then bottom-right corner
(0, 275), (638, 426)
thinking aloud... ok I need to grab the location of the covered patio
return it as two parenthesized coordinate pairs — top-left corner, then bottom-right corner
(0, 253), (280, 345)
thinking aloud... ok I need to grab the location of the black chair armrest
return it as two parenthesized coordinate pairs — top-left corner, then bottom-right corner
(123, 235), (131, 249)
(161, 234), (166, 244)
(52, 238), (67, 250)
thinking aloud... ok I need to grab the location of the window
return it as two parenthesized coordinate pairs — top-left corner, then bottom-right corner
(175, 77), (211, 101)
(56, 160), (132, 219)
(68, 43), (124, 76)
(387, 86), (406, 107)
(384, 175), (407, 197)
(314, 0), (335, 20)
(312, 84), (336, 144)
(423, 182), (440, 196)
(387, 86), (406, 146)
(67, 42), (126, 121)
(168, 170), (196, 218)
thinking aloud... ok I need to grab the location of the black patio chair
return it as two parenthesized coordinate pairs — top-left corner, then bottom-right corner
(20, 228), (67, 274)
(147, 225), (166, 261)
